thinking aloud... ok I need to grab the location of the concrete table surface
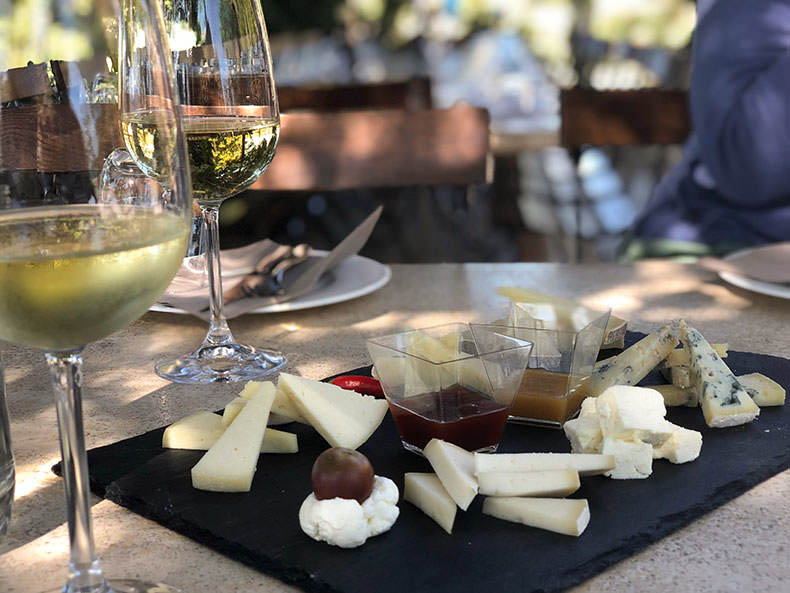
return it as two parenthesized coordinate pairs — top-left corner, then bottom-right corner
(1, 262), (789, 592)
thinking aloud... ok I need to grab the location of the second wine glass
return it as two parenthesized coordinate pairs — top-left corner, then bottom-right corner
(143, 0), (284, 383)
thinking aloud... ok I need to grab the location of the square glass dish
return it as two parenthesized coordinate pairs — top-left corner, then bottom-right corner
(500, 302), (610, 427)
(367, 323), (533, 454)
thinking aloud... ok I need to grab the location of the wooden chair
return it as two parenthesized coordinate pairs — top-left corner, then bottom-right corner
(277, 78), (432, 112)
(555, 87), (690, 262)
(0, 62), (53, 104)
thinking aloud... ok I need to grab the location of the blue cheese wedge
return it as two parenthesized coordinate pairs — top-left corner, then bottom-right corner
(191, 388), (275, 492)
(589, 326), (679, 397)
(680, 321), (759, 428)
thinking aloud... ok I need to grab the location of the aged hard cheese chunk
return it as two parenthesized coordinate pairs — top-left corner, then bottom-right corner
(652, 422), (701, 463)
(260, 428), (299, 453)
(588, 326), (679, 397)
(477, 469), (580, 497)
(602, 437), (653, 479)
(191, 388), (275, 492)
(162, 411), (224, 450)
(403, 472), (457, 534)
(737, 373), (786, 406)
(423, 439), (478, 511)
(680, 321), (759, 428)
(666, 343), (728, 367)
(278, 373), (388, 449)
(497, 286), (627, 349)
(474, 452), (615, 476)
(222, 397), (248, 427)
(651, 384), (693, 407)
(482, 497), (590, 537)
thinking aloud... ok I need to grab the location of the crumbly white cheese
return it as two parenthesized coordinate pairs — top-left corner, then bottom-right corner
(299, 476), (399, 548)
(602, 437), (653, 479)
(596, 385), (671, 443)
(563, 415), (603, 454)
(652, 422), (702, 464)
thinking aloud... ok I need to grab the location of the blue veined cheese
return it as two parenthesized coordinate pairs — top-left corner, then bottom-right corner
(680, 321), (759, 428)
(588, 326), (679, 397)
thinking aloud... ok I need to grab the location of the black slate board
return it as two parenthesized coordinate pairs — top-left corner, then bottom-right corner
(57, 332), (790, 593)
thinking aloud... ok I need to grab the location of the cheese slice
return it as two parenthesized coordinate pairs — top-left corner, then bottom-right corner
(602, 437), (653, 479)
(680, 321), (759, 428)
(191, 388), (274, 492)
(652, 422), (701, 464)
(260, 428), (299, 454)
(222, 397), (248, 427)
(278, 373), (388, 449)
(482, 497), (590, 537)
(404, 472), (457, 534)
(588, 326), (679, 397)
(737, 373), (786, 407)
(666, 343), (728, 367)
(242, 381), (308, 424)
(474, 452), (615, 477)
(423, 439), (478, 510)
(162, 411), (225, 450)
(497, 286), (627, 349)
(477, 469), (580, 497)
(651, 384), (693, 407)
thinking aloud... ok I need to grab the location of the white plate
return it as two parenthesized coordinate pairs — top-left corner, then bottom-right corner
(150, 250), (391, 314)
(719, 247), (790, 299)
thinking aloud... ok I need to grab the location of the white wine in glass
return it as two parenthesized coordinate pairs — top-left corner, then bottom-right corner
(140, 0), (286, 383)
(0, 1), (192, 592)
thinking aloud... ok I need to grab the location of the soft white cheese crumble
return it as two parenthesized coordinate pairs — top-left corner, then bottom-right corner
(299, 476), (399, 548)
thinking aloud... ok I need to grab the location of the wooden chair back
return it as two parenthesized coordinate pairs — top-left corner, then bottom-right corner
(278, 78), (432, 112)
(560, 88), (690, 149)
(0, 63), (52, 103)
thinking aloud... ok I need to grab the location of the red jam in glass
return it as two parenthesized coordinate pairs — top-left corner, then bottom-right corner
(387, 384), (510, 452)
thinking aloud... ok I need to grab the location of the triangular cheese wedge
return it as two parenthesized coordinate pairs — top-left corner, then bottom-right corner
(423, 439), (478, 511)
(278, 373), (388, 449)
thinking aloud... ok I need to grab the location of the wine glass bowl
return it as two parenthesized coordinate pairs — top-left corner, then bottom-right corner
(0, 1), (191, 592)
(149, 0), (286, 383)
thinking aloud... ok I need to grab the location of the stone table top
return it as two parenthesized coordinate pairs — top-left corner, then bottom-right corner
(1, 262), (789, 592)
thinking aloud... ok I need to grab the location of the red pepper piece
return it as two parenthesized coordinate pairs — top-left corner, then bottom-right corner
(330, 375), (385, 398)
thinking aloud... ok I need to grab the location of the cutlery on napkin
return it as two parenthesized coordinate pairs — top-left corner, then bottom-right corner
(698, 242), (790, 284)
(159, 206), (382, 319)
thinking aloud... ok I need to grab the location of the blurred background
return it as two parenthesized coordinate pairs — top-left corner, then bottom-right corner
(0, 0), (698, 263)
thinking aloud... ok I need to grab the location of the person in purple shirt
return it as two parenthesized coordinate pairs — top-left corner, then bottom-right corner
(620, 0), (790, 260)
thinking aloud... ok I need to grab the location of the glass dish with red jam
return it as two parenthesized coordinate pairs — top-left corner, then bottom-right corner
(366, 323), (533, 455)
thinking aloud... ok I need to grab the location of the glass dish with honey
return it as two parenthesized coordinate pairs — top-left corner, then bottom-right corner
(366, 323), (533, 455)
(499, 302), (610, 427)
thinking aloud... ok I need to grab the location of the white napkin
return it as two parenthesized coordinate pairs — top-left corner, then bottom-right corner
(159, 206), (382, 319)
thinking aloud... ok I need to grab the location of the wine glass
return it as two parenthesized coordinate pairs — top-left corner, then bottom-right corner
(0, 1), (191, 592)
(145, 0), (285, 383)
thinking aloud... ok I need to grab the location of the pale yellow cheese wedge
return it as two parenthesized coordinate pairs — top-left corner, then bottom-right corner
(474, 452), (615, 477)
(666, 343), (728, 367)
(404, 472), (457, 534)
(423, 439), (478, 511)
(737, 373), (786, 406)
(191, 388), (274, 492)
(651, 384), (693, 407)
(477, 469), (580, 497)
(241, 381), (308, 424)
(278, 373), (388, 449)
(162, 411), (224, 450)
(222, 397), (248, 427)
(482, 497), (590, 537)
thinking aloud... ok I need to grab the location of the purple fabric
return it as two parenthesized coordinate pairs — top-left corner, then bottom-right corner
(632, 0), (790, 247)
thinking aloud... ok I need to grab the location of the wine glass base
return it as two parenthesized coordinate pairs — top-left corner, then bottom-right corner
(154, 342), (286, 384)
(44, 579), (183, 593)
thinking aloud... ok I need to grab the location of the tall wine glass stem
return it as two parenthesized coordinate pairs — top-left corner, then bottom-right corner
(47, 352), (110, 593)
(201, 204), (235, 346)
